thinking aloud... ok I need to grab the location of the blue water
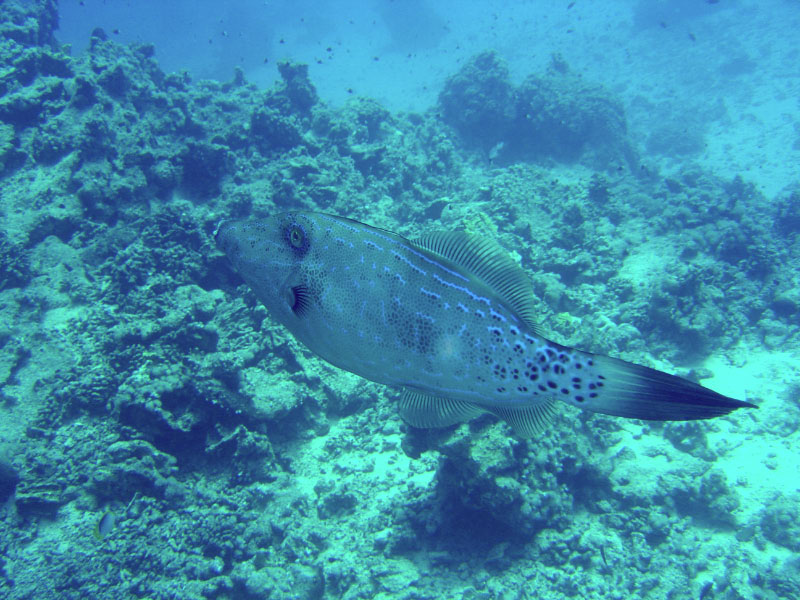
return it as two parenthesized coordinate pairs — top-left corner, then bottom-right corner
(58, 0), (800, 197)
(0, 0), (798, 598)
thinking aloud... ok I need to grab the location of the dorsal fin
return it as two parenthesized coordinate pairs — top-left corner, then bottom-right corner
(413, 231), (541, 333)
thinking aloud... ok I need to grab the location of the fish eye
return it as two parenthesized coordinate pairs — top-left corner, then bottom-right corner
(284, 222), (310, 256)
(289, 226), (303, 248)
(287, 224), (305, 248)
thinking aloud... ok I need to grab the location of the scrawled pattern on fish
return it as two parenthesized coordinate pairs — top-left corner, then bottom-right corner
(215, 211), (755, 437)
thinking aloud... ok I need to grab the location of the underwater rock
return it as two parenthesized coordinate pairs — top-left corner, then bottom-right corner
(771, 287), (800, 317)
(92, 439), (179, 501)
(97, 63), (130, 98)
(231, 561), (323, 600)
(14, 479), (63, 516)
(439, 50), (514, 151)
(670, 468), (740, 528)
(662, 420), (716, 461)
(512, 71), (629, 166)
(0, 0), (58, 49)
(775, 187), (800, 238)
(439, 50), (635, 169)
(0, 458), (19, 503)
(0, 231), (31, 290)
(250, 106), (304, 152)
(277, 59), (318, 113)
(316, 486), (358, 520)
(0, 122), (24, 173)
(760, 494), (800, 551)
(431, 424), (566, 541)
(0, 77), (67, 128)
(342, 97), (391, 145)
(178, 140), (229, 198)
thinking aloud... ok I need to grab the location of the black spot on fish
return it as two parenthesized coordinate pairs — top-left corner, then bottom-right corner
(575, 395), (584, 402)
(547, 381), (557, 389)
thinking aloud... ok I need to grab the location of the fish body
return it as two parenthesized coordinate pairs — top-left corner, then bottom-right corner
(215, 212), (755, 437)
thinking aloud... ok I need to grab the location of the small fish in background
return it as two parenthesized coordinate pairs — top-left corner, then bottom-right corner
(488, 141), (504, 162)
(216, 212), (756, 439)
(93, 510), (116, 541)
(93, 495), (137, 540)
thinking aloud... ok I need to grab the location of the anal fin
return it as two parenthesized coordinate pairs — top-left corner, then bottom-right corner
(399, 388), (484, 429)
(485, 399), (557, 438)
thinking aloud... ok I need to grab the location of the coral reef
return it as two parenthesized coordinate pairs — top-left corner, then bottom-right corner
(0, 2), (797, 599)
(439, 51), (636, 169)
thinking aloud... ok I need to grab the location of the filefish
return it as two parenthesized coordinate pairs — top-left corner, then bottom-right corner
(215, 212), (756, 437)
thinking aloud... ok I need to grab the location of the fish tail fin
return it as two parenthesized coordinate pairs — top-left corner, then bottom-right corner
(578, 353), (757, 421)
